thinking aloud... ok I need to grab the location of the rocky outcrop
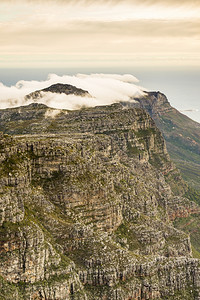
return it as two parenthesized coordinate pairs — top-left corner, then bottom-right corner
(168, 196), (200, 221)
(0, 103), (200, 299)
(135, 91), (173, 119)
(25, 83), (91, 101)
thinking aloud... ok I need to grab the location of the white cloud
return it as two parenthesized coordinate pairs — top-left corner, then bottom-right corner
(77, 73), (139, 83)
(0, 73), (145, 110)
(44, 107), (64, 118)
(180, 109), (199, 112)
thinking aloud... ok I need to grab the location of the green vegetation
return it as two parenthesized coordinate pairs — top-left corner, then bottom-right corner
(0, 221), (20, 243)
(174, 159), (200, 191)
(0, 276), (23, 300)
(126, 141), (141, 156)
(174, 214), (200, 256)
(162, 286), (199, 300)
(114, 223), (141, 251)
(159, 116), (175, 132)
(46, 120), (60, 132)
(31, 170), (66, 189)
(164, 169), (187, 195)
(134, 128), (157, 138)
(158, 111), (200, 191)
(184, 187), (200, 206)
(149, 152), (165, 169)
(0, 153), (24, 176)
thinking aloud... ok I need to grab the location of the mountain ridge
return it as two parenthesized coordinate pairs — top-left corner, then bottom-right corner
(134, 91), (200, 191)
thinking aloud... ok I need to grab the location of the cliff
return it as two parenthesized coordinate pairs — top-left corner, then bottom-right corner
(0, 102), (200, 299)
(134, 92), (200, 192)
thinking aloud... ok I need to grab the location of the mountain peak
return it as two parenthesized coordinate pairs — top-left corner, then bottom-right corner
(25, 83), (91, 100)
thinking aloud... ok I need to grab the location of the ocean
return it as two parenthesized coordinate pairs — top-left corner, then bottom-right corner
(134, 68), (200, 124)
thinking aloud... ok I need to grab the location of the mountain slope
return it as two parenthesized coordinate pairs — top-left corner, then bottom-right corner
(0, 103), (200, 299)
(135, 91), (200, 191)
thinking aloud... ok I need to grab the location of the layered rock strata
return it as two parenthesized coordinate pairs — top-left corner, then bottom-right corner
(134, 91), (200, 191)
(0, 103), (200, 299)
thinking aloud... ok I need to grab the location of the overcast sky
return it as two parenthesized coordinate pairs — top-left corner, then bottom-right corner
(1, 0), (200, 68)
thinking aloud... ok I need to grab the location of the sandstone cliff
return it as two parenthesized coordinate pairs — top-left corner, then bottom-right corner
(0, 103), (200, 299)
(134, 91), (200, 192)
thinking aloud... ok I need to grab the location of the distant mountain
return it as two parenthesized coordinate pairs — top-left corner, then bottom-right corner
(25, 83), (91, 100)
(134, 91), (200, 192)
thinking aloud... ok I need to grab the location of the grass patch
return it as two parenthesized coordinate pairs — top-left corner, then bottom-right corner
(127, 141), (141, 157)
(184, 186), (200, 205)
(134, 128), (156, 138)
(115, 223), (141, 251)
(174, 214), (200, 254)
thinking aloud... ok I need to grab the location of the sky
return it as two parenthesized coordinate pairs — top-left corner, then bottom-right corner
(0, 0), (199, 123)
(1, 0), (200, 68)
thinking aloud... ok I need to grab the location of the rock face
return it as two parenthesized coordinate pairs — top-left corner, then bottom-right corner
(0, 103), (200, 299)
(134, 91), (200, 192)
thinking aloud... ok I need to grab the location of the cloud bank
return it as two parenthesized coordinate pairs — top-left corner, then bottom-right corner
(0, 73), (145, 110)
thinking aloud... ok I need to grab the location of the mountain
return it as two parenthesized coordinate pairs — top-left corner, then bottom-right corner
(25, 83), (91, 101)
(1, 101), (200, 299)
(134, 92), (200, 192)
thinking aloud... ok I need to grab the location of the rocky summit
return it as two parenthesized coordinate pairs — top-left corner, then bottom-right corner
(25, 83), (91, 101)
(1, 92), (200, 299)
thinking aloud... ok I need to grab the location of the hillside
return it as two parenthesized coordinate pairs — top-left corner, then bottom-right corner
(135, 92), (200, 192)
